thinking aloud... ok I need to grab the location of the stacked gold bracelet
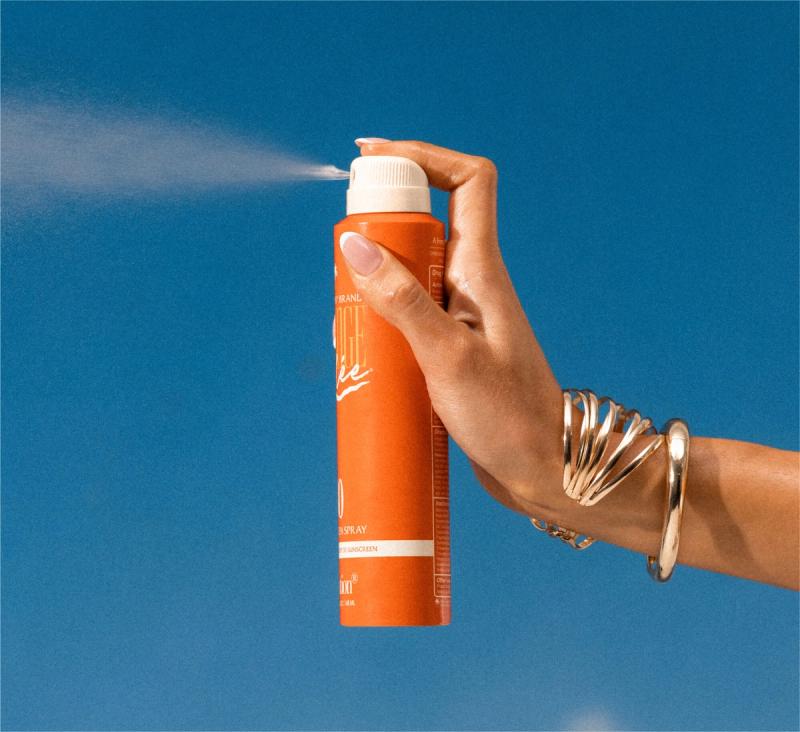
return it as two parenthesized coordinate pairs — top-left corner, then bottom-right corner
(561, 389), (664, 506)
(530, 389), (690, 582)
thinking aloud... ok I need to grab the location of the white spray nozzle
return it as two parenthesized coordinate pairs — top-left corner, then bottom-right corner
(346, 156), (431, 215)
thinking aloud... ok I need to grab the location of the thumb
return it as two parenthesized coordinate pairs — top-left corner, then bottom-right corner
(338, 231), (462, 371)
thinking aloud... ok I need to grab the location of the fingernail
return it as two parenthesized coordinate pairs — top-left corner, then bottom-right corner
(354, 137), (391, 146)
(339, 232), (383, 275)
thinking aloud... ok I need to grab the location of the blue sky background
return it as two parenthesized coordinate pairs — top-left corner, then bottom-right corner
(2, 3), (798, 731)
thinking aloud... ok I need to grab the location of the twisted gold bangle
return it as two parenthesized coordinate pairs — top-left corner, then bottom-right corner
(647, 419), (690, 582)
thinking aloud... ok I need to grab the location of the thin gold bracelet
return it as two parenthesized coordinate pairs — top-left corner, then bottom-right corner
(529, 518), (595, 550)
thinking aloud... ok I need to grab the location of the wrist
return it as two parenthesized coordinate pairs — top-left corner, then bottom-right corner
(510, 426), (667, 555)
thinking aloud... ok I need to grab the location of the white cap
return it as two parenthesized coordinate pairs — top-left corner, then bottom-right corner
(346, 156), (431, 215)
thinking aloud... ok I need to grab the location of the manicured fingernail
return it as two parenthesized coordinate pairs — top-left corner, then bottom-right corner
(354, 137), (391, 146)
(339, 232), (383, 275)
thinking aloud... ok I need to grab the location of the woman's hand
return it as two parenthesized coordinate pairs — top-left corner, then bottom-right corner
(340, 138), (799, 589)
(338, 139), (562, 518)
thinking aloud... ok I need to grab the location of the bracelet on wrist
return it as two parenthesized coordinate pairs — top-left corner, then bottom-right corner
(530, 389), (690, 583)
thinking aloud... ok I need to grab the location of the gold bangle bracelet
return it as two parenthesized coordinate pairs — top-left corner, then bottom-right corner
(647, 419), (691, 582)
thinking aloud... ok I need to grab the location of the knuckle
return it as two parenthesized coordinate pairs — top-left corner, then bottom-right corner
(471, 156), (498, 180)
(386, 279), (427, 315)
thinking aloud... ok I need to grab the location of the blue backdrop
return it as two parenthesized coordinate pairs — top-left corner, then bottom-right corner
(2, 3), (798, 730)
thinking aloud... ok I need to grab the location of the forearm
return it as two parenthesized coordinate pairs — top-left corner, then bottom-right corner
(525, 434), (800, 589)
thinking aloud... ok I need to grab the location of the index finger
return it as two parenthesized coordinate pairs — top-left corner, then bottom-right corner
(358, 139), (498, 249)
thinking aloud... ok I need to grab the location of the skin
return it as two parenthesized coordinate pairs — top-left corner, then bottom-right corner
(340, 138), (800, 591)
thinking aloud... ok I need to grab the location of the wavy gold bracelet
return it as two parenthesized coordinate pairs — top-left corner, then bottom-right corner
(562, 389), (664, 506)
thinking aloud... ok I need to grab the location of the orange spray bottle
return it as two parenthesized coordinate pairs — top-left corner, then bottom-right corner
(333, 155), (450, 626)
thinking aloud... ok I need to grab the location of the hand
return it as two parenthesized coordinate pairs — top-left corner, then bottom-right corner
(338, 139), (562, 517)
